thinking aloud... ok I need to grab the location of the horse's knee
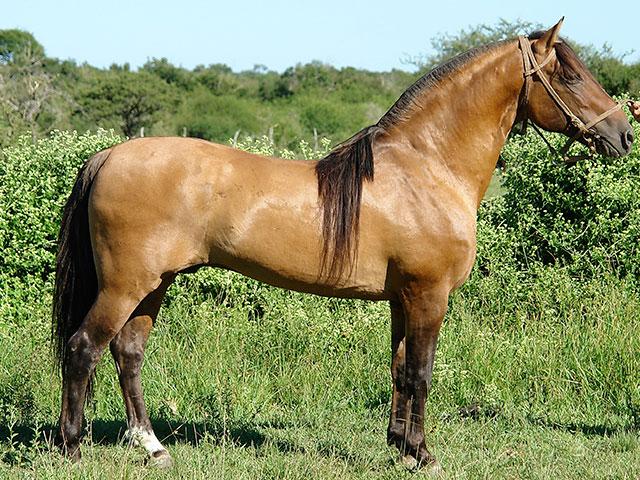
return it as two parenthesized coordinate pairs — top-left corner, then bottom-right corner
(66, 331), (101, 376)
(111, 323), (147, 363)
(112, 339), (145, 374)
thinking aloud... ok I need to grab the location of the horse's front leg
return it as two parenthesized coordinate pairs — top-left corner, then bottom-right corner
(387, 301), (408, 444)
(387, 283), (447, 472)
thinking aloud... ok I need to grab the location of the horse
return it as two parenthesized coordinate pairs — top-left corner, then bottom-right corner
(52, 19), (633, 472)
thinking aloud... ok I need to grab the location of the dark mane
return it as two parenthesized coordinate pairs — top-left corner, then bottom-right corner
(379, 41), (506, 129)
(315, 40), (506, 281)
(315, 125), (378, 281)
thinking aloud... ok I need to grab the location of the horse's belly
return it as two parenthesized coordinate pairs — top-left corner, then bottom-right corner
(215, 256), (391, 300)
(205, 217), (389, 300)
(209, 235), (392, 300)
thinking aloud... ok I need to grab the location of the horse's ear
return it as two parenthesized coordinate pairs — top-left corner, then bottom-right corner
(533, 17), (564, 56)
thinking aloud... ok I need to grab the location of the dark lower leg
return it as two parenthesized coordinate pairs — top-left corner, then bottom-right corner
(57, 291), (138, 460)
(110, 316), (153, 431)
(57, 335), (100, 460)
(398, 329), (439, 465)
(388, 301), (408, 443)
(387, 286), (447, 468)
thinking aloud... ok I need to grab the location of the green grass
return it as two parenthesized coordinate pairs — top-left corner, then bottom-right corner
(0, 268), (639, 479)
(2, 416), (637, 479)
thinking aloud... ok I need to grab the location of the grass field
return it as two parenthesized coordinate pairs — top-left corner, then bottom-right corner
(0, 266), (638, 479)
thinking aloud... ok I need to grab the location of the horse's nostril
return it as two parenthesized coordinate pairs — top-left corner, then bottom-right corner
(622, 129), (634, 151)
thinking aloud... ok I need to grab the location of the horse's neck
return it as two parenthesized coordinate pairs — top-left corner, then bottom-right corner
(382, 41), (524, 207)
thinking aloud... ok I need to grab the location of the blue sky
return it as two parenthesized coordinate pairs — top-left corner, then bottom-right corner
(3, 0), (639, 72)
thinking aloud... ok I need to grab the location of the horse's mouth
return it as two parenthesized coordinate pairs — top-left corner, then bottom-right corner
(594, 136), (625, 158)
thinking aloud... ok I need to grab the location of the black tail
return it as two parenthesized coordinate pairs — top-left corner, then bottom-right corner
(52, 148), (112, 386)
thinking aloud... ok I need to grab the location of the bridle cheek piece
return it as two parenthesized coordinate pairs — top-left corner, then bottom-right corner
(517, 35), (625, 163)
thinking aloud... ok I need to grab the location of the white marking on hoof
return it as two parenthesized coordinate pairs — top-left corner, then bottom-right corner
(148, 450), (174, 469)
(400, 455), (443, 476)
(125, 427), (171, 464)
(401, 454), (418, 469)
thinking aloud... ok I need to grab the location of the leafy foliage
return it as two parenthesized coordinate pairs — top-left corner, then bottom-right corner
(0, 29), (45, 65)
(0, 130), (123, 283)
(74, 69), (175, 137)
(175, 87), (261, 140)
(405, 19), (639, 97)
(0, 32), (63, 143)
(478, 110), (640, 279)
(579, 45), (640, 96)
(2, 21), (636, 149)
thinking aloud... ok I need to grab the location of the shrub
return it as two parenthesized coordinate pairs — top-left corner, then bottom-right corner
(298, 97), (367, 139)
(0, 130), (123, 283)
(478, 110), (640, 280)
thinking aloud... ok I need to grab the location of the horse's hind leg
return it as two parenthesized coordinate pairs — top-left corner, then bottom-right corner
(110, 277), (173, 467)
(58, 287), (145, 461)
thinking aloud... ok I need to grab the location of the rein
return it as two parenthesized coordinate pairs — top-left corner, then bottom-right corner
(517, 35), (626, 163)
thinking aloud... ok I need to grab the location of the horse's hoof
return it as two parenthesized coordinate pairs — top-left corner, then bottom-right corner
(401, 454), (444, 476)
(148, 450), (173, 469)
(61, 446), (82, 464)
(422, 459), (444, 477)
(401, 454), (418, 469)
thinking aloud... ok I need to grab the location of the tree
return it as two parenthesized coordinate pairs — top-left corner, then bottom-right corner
(0, 31), (62, 143)
(142, 57), (193, 90)
(404, 19), (640, 97)
(405, 19), (541, 72)
(258, 71), (293, 101)
(76, 69), (174, 137)
(193, 63), (238, 95)
(0, 29), (45, 65)
(576, 44), (640, 96)
(174, 86), (260, 141)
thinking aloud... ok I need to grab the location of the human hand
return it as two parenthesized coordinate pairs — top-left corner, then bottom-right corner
(628, 100), (640, 121)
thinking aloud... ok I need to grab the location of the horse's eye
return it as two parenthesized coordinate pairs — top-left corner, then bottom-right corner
(558, 65), (582, 86)
(563, 75), (582, 86)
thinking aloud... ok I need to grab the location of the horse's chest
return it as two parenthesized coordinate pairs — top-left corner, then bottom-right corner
(397, 210), (477, 287)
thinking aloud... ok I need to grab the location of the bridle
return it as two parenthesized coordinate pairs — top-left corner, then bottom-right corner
(517, 35), (626, 163)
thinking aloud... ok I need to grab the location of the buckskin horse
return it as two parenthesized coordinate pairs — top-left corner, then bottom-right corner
(53, 19), (633, 471)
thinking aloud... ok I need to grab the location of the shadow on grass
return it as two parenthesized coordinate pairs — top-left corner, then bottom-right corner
(527, 418), (639, 437)
(455, 402), (639, 436)
(1, 413), (636, 468)
(0, 416), (384, 467)
(0, 417), (299, 454)
(91, 418), (279, 449)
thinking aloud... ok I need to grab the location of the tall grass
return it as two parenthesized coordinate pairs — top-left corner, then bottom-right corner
(0, 267), (638, 478)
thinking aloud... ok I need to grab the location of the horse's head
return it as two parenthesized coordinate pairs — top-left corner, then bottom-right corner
(520, 19), (633, 158)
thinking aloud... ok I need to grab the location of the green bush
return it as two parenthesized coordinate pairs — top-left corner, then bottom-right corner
(298, 97), (367, 139)
(478, 111), (640, 279)
(74, 70), (175, 137)
(0, 130), (123, 283)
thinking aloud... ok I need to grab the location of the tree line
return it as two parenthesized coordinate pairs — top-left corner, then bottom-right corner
(0, 20), (638, 148)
